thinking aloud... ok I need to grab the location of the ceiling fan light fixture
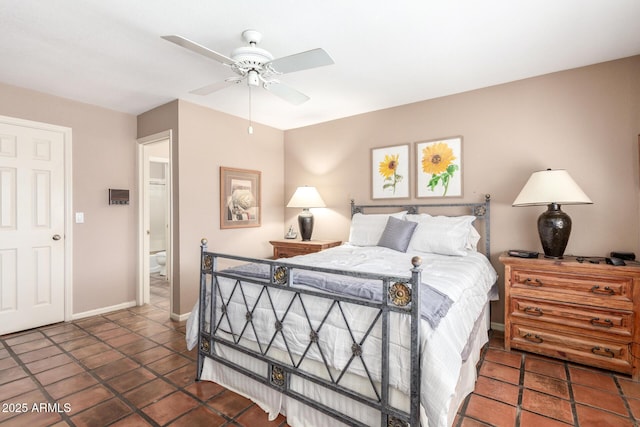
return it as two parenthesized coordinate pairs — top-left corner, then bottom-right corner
(247, 70), (260, 87)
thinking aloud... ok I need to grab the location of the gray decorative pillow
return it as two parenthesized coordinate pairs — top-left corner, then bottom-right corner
(377, 216), (418, 252)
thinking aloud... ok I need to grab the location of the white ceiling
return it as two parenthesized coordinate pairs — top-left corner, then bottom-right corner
(2, 0), (640, 130)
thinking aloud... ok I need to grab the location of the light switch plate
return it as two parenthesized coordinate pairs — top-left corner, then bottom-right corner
(75, 212), (84, 223)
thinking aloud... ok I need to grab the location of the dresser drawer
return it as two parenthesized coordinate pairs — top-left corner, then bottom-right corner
(273, 247), (310, 258)
(510, 323), (633, 375)
(510, 268), (633, 303)
(510, 297), (633, 337)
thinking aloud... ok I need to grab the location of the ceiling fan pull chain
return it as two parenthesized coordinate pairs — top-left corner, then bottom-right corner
(248, 85), (254, 135)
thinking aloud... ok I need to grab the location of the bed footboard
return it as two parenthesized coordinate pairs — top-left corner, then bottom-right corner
(197, 239), (423, 427)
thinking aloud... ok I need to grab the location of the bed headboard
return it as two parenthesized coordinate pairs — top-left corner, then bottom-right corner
(350, 194), (491, 256)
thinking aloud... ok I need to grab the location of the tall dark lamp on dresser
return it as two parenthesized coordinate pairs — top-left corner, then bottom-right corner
(287, 186), (326, 241)
(512, 168), (592, 258)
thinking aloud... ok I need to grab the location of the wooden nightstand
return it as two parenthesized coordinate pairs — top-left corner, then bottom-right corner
(500, 253), (640, 380)
(269, 239), (342, 259)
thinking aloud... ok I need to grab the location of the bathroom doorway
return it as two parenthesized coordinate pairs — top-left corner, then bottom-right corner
(148, 159), (170, 310)
(137, 131), (173, 316)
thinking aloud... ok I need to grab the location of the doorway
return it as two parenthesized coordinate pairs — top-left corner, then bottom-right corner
(137, 131), (173, 316)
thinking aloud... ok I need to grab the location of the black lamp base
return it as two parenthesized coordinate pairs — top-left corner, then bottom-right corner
(538, 203), (572, 259)
(298, 209), (314, 241)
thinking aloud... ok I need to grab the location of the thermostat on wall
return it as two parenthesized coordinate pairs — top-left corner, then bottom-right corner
(109, 189), (129, 205)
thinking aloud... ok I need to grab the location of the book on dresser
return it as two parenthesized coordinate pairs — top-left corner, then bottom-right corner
(499, 253), (640, 381)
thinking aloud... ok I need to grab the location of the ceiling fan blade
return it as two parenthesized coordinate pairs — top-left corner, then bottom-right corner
(264, 81), (310, 105)
(190, 77), (243, 96)
(267, 48), (334, 74)
(162, 35), (234, 65)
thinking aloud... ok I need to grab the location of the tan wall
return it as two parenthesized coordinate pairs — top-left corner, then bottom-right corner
(2, 55), (638, 325)
(284, 56), (640, 325)
(139, 100), (285, 314)
(138, 100), (181, 314)
(0, 82), (138, 314)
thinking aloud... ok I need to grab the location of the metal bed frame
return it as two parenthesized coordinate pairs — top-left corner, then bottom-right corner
(196, 195), (491, 427)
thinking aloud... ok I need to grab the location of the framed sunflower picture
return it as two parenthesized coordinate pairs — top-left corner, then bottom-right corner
(415, 136), (463, 198)
(371, 144), (410, 199)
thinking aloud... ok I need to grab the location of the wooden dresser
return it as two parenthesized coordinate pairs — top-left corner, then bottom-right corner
(269, 239), (342, 259)
(500, 254), (640, 380)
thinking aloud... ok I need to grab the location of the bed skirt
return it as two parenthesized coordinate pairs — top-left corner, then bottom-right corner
(198, 303), (490, 427)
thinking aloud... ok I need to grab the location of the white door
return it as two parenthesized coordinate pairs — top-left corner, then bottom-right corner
(0, 119), (67, 335)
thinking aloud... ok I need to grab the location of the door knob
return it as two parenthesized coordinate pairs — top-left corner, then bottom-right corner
(52, 234), (61, 241)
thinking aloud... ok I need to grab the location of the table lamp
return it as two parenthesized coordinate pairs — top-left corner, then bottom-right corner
(287, 186), (326, 241)
(512, 169), (592, 259)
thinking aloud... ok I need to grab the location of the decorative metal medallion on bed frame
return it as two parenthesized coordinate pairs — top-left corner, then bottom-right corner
(197, 195), (491, 427)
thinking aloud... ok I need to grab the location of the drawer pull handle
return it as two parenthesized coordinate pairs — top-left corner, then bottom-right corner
(590, 285), (615, 296)
(524, 333), (543, 343)
(590, 317), (613, 328)
(591, 346), (615, 358)
(523, 278), (543, 287)
(523, 306), (543, 316)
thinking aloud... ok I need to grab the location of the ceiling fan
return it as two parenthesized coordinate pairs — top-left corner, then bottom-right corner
(162, 30), (334, 105)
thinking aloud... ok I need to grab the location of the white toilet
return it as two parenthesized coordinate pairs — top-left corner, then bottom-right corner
(149, 253), (161, 274)
(155, 251), (167, 276)
(149, 251), (167, 276)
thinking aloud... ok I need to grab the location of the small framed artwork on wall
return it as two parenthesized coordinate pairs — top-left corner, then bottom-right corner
(415, 136), (463, 198)
(220, 166), (261, 229)
(371, 144), (410, 199)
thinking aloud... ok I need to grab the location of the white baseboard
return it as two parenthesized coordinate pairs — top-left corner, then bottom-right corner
(171, 311), (191, 322)
(71, 300), (137, 320)
(491, 322), (505, 332)
(72, 301), (190, 323)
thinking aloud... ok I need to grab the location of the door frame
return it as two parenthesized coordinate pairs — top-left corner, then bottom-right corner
(136, 130), (173, 313)
(0, 114), (73, 321)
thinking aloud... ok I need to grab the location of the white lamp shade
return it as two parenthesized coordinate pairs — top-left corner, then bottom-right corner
(287, 186), (326, 208)
(513, 169), (593, 206)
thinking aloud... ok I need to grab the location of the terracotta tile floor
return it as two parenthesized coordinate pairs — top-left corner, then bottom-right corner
(456, 332), (640, 426)
(1, 275), (639, 426)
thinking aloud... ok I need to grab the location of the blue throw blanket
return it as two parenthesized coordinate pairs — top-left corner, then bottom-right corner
(224, 263), (452, 329)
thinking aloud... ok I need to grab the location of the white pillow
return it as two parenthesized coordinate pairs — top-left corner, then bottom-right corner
(466, 225), (481, 251)
(405, 213), (430, 222)
(348, 211), (407, 246)
(407, 215), (477, 256)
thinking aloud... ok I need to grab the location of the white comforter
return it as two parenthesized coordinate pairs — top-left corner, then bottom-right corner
(186, 244), (497, 427)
